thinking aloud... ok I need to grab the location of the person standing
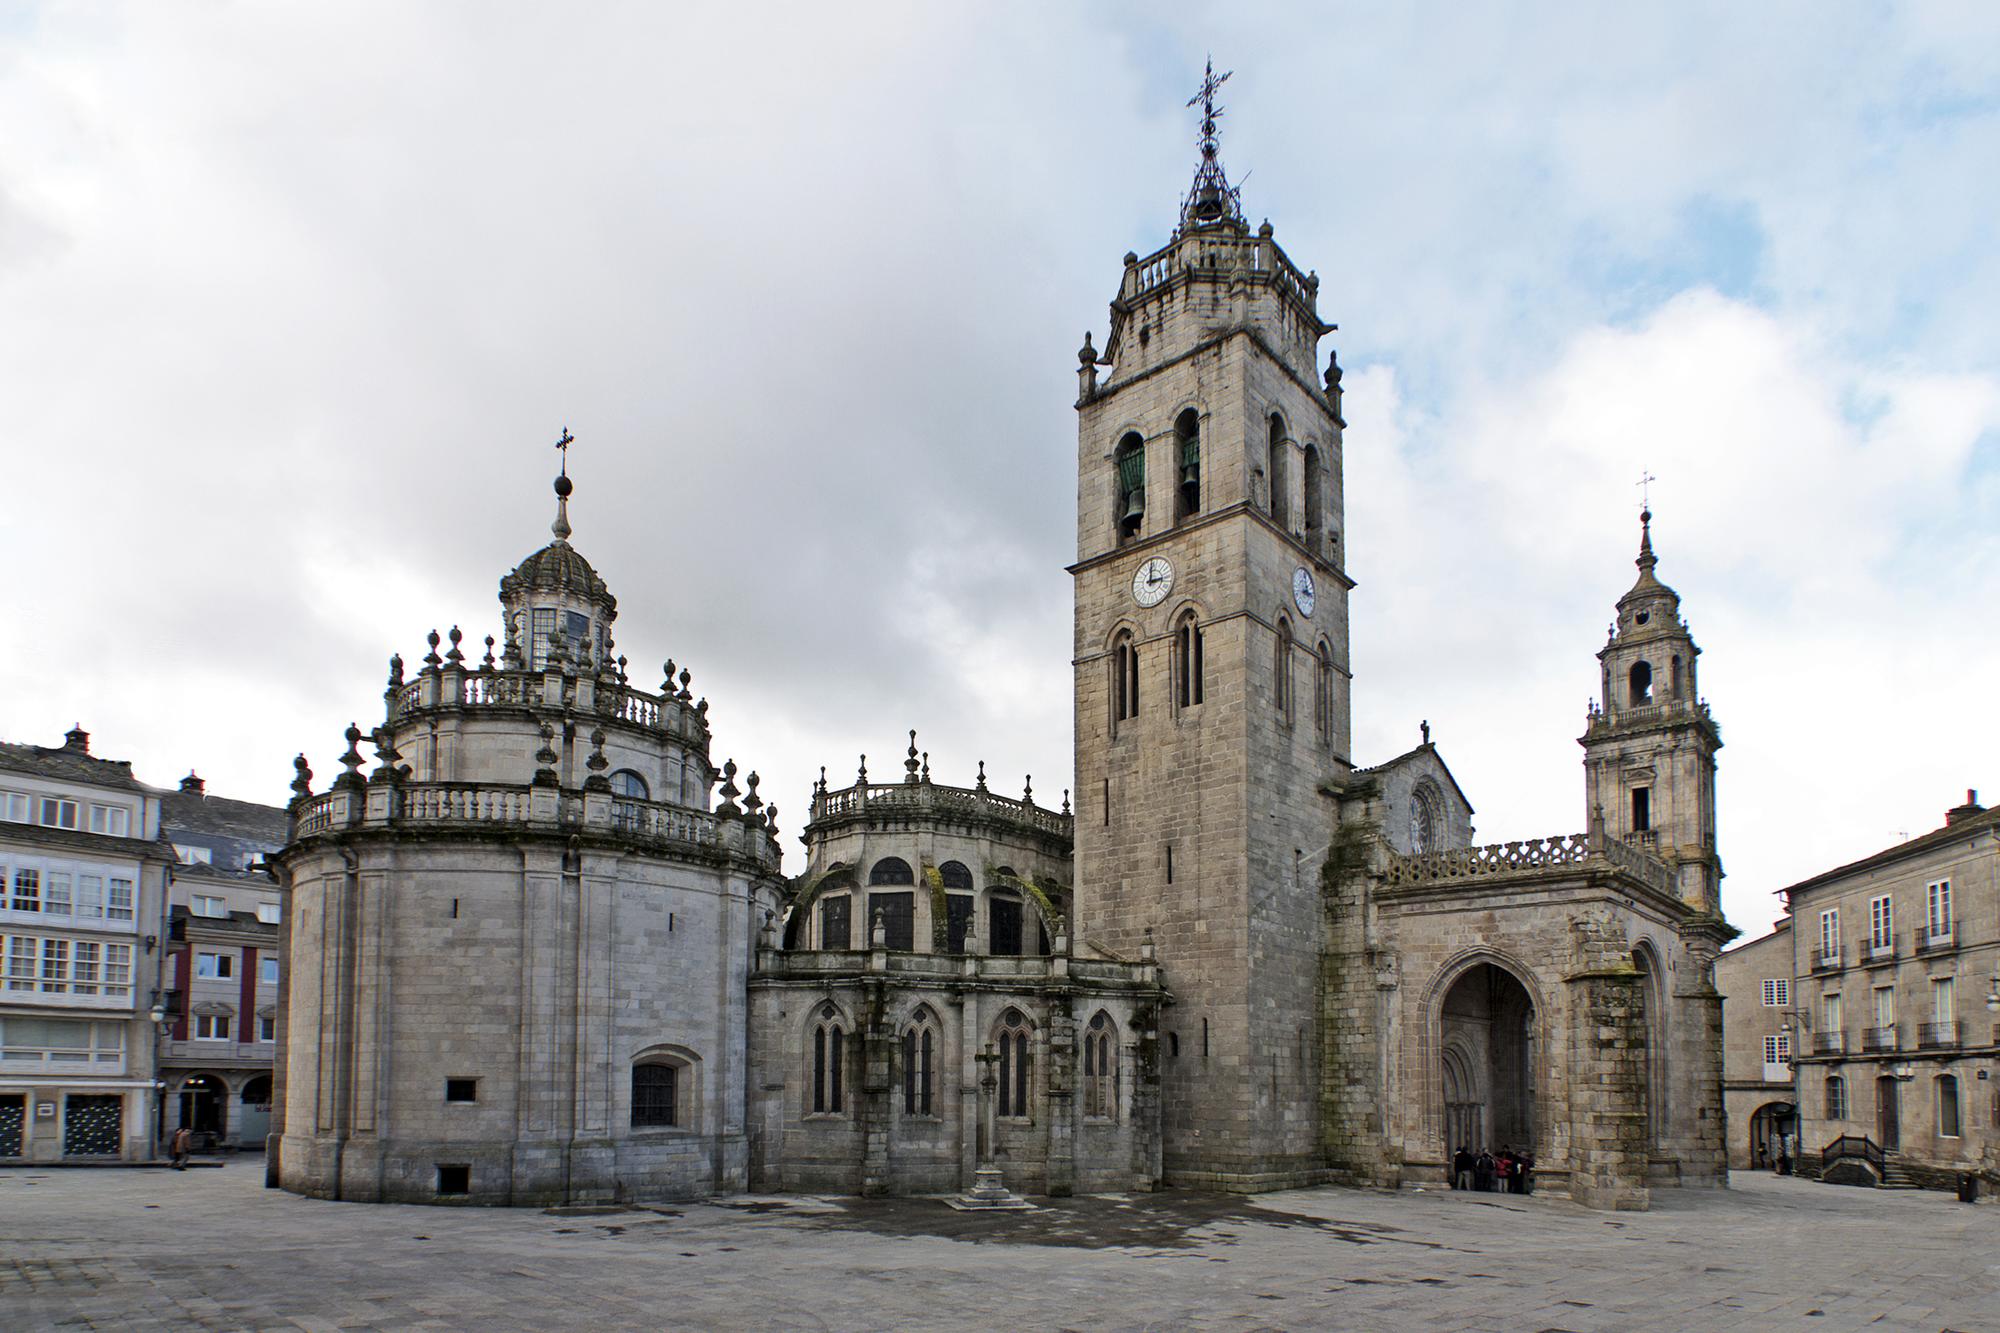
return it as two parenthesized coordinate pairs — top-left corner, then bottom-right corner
(170, 1126), (191, 1170)
(1452, 1146), (1472, 1190)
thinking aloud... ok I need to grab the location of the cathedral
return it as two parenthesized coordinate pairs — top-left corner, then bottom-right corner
(270, 84), (1732, 1212)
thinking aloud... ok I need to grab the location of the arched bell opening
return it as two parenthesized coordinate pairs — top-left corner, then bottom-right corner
(1438, 963), (1536, 1154)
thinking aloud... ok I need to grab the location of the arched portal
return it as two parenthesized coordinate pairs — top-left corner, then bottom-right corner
(1439, 963), (1536, 1152)
(178, 1072), (227, 1139)
(1747, 1101), (1796, 1168)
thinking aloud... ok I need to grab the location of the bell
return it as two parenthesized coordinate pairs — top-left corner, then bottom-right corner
(1121, 491), (1145, 521)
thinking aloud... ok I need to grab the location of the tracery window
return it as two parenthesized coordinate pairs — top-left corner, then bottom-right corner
(811, 1005), (846, 1115)
(903, 1008), (938, 1116)
(1113, 633), (1139, 724)
(1083, 1011), (1119, 1120)
(995, 1008), (1032, 1118)
(1175, 614), (1204, 709)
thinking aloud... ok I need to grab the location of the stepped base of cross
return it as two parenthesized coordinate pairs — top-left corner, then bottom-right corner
(946, 1166), (1035, 1211)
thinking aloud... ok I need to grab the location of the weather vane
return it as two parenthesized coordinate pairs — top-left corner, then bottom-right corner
(1182, 58), (1241, 226)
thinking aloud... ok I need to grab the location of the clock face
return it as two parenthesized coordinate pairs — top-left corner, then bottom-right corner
(1131, 556), (1175, 607)
(1292, 566), (1316, 618)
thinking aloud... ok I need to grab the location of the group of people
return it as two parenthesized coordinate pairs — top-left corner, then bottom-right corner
(1450, 1145), (1533, 1194)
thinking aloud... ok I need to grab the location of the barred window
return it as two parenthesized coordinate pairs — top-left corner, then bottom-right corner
(632, 1064), (678, 1128)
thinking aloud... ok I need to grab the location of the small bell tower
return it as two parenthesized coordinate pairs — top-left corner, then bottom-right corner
(1580, 507), (1723, 913)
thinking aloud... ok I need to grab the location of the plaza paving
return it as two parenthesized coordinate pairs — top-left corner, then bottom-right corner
(1, 1164), (1994, 1331)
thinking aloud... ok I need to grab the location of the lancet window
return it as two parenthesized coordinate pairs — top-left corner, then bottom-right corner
(1083, 1011), (1119, 1120)
(995, 1008), (1032, 1118)
(903, 1008), (939, 1116)
(811, 1005), (846, 1115)
(1115, 432), (1146, 542)
(1267, 414), (1289, 527)
(1174, 409), (1201, 521)
(1175, 614), (1204, 709)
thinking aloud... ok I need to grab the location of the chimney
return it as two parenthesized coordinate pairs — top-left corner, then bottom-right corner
(63, 725), (89, 754)
(1945, 789), (1983, 826)
(180, 772), (205, 795)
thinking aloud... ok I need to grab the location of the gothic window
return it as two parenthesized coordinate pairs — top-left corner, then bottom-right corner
(1174, 409), (1201, 521)
(989, 890), (1024, 957)
(1267, 414), (1289, 527)
(1628, 660), (1653, 706)
(818, 893), (851, 950)
(811, 1005), (846, 1115)
(632, 1063), (678, 1128)
(1175, 614), (1205, 709)
(869, 857), (914, 886)
(1939, 1075), (1962, 1138)
(1314, 639), (1334, 745)
(1112, 633), (1140, 725)
(1274, 618), (1294, 722)
(609, 769), (649, 800)
(1115, 432), (1145, 542)
(903, 1008), (938, 1116)
(1083, 1011), (1119, 1120)
(995, 1009), (1032, 1118)
(1303, 443), (1325, 549)
(1826, 1074), (1847, 1121)
(868, 891), (915, 951)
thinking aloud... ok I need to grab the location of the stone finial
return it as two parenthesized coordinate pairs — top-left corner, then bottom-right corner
(695, 697), (708, 722)
(1062, 789), (1071, 816)
(975, 760), (987, 793)
(921, 752), (930, 784)
(661, 659), (676, 694)
(482, 635), (496, 671)
(387, 653), (405, 690)
(584, 727), (610, 791)
(678, 668), (693, 701)
(871, 907), (887, 949)
(290, 754), (313, 800)
(337, 724), (366, 786)
(857, 753), (868, 784)
(1077, 330), (1097, 367)
(445, 626), (464, 666)
(616, 654), (628, 684)
(1077, 331), (1100, 402)
(1022, 774), (1033, 804)
(905, 730), (920, 784)
(715, 759), (742, 815)
(1325, 349), (1345, 427)
(532, 722), (560, 787)
(765, 803), (779, 837)
(743, 770), (763, 819)
(368, 726), (403, 784)
(424, 629), (443, 669)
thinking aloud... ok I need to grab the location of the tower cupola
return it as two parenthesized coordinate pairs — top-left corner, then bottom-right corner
(498, 429), (618, 671)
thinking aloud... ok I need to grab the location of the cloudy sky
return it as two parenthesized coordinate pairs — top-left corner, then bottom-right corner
(3, 3), (1995, 934)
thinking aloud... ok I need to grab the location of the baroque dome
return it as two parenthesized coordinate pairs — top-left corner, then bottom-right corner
(499, 539), (616, 613)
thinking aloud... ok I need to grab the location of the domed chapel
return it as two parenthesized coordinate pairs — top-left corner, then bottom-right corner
(272, 73), (1731, 1211)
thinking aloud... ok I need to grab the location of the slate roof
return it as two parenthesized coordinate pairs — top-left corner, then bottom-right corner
(0, 737), (147, 792)
(1780, 802), (1999, 902)
(160, 783), (289, 877)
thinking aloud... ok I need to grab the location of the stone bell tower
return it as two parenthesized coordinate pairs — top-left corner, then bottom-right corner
(1070, 64), (1351, 1189)
(1580, 509), (1724, 914)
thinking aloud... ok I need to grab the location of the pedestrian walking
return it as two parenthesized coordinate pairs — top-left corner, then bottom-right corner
(170, 1126), (192, 1170)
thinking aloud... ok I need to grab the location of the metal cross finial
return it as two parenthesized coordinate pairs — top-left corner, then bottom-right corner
(555, 427), (574, 475)
(1636, 470), (1655, 512)
(1187, 57), (1232, 162)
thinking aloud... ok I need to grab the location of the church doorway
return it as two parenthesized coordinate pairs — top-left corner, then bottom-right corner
(1439, 963), (1536, 1153)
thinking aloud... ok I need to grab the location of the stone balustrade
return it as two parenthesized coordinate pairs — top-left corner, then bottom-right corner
(290, 780), (777, 867)
(391, 667), (705, 742)
(1385, 832), (1672, 897)
(812, 780), (1072, 840)
(1122, 226), (1319, 308)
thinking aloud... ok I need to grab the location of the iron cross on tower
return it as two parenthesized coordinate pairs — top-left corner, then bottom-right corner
(1183, 59), (1240, 225)
(1189, 58), (1231, 161)
(555, 427), (574, 476)
(1636, 470), (1656, 512)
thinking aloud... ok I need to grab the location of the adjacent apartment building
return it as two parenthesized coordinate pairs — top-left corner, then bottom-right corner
(1786, 791), (1999, 1189)
(0, 728), (174, 1161)
(1716, 921), (1796, 1169)
(158, 774), (289, 1151)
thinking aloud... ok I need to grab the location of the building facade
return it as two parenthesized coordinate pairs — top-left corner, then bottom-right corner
(1715, 923), (1796, 1169)
(272, 93), (1730, 1209)
(1783, 792), (1998, 1190)
(0, 729), (172, 1162)
(157, 774), (289, 1151)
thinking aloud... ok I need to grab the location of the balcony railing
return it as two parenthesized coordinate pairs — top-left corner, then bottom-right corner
(1861, 1025), (1898, 1053)
(1812, 1031), (1845, 1055)
(1811, 947), (1842, 971)
(1917, 1021), (1959, 1049)
(1913, 926), (1956, 956)
(1863, 937), (1896, 963)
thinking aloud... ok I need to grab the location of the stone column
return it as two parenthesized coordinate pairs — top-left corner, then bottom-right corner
(1565, 966), (1651, 1211)
(1046, 998), (1076, 1197)
(858, 980), (892, 1196)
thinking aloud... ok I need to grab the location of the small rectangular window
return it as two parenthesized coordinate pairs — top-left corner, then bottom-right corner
(88, 805), (129, 837)
(194, 1013), (232, 1041)
(1818, 907), (1839, 960)
(107, 878), (134, 921)
(444, 1078), (479, 1103)
(44, 872), (71, 917)
(256, 901), (281, 924)
(1630, 787), (1651, 832)
(39, 798), (78, 830)
(260, 958), (280, 986)
(1869, 895), (1893, 950)
(1926, 880), (1952, 937)
(0, 791), (26, 822)
(258, 1013), (277, 1042)
(192, 894), (227, 919)
(1763, 1033), (1789, 1064)
(75, 875), (104, 919)
(11, 868), (39, 912)
(436, 1164), (470, 1195)
(194, 953), (232, 980)
(1760, 978), (1788, 1008)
